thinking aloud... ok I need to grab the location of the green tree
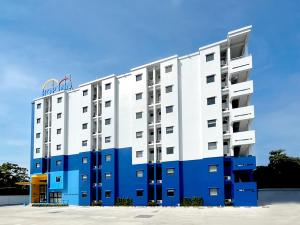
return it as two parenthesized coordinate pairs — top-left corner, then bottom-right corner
(0, 162), (29, 195)
(254, 149), (300, 188)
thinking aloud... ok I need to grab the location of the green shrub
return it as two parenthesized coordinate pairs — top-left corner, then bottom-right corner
(115, 198), (133, 206)
(147, 201), (157, 206)
(91, 200), (102, 206)
(32, 203), (68, 207)
(181, 197), (203, 206)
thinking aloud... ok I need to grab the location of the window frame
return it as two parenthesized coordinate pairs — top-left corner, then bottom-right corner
(166, 105), (174, 114)
(207, 97), (216, 105)
(136, 112), (143, 119)
(166, 168), (175, 175)
(105, 118), (111, 125)
(165, 85), (173, 93)
(105, 83), (111, 90)
(166, 147), (174, 155)
(135, 74), (142, 81)
(136, 150), (143, 158)
(136, 170), (144, 178)
(166, 126), (174, 134)
(167, 188), (175, 197)
(57, 97), (62, 103)
(105, 100), (111, 108)
(206, 75), (215, 83)
(82, 89), (88, 96)
(136, 92), (142, 100)
(105, 136), (111, 143)
(207, 119), (217, 128)
(136, 131), (143, 139)
(82, 140), (88, 147)
(208, 142), (217, 150)
(206, 53), (215, 62)
(165, 65), (173, 73)
(82, 106), (88, 113)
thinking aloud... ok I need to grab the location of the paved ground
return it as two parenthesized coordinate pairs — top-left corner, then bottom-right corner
(0, 204), (299, 225)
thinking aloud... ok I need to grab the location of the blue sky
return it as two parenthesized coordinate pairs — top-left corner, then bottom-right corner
(0, 0), (299, 169)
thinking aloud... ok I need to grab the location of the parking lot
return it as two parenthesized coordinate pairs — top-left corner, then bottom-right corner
(0, 203), (299, 225)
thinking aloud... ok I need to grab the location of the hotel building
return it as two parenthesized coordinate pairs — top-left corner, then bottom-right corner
(30, 26), (257, 206)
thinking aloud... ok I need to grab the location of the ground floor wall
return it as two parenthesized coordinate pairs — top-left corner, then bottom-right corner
(30, 147), (257, 206)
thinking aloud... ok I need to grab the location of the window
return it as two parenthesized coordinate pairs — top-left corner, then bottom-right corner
(166, 147), (174, 155)
(206, 75), (215, 83)
(206, 53), (214, 62)
(136, 189), (144, 197)
(136, 93), (142, 100)
(136, 112), (142, 119)
(49, 192), (62, 203)
(167, 189), (175, 197)
(105, 118), (111, 125)
(35, 148), (40, 154)
(82, 106), (88, 113)
(82, 140), (88, 147)
(105, 154), (111, 162)
(56, 176), (61, 182)
(165, 85), (173, 93)
(83, 90), (88, 96)
(136, 170), (144, 178)
(207, 119), (217, 128)
(166, 126), (174, 134)
(57, 97), (62, 103)
(105, 191), (111, 198)
(208, 142), (217, 150)
(209, 188), (218, 196)
(136, 74), (142, 81)
(56, 144), (61, 150)
(105, 173), (112, 179)
(209, 165), (218, 173)
(36, 118), (41, 124)
(57, 113), (62, 119)
(167, 168), (175, 175)
(82, 175), (88, 181)
(165, 65), (173, 73)
(82, 157), (88, 164)
(166, 105), (173, 113)
(105, 83), (111, 90)
(136, 151), (143, 158)
(136, 131), (143, 139)
(36, 133), (40, 138)
(37, 103), (41, 109)
(36, 163), (40, 168)
(82, 192), (87, 198)
(105, 136), (111, 143)
(57, 128), (62, 134)
(56, 160), (62, 166)
(82, 123), (88, 129)
(105, 101), (111, 107)
(207, 97), (216, 105)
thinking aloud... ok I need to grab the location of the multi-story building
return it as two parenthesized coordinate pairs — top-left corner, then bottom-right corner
(30, 26), (257, 206)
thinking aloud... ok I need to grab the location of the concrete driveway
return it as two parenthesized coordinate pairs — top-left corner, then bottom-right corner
(0, 203), (298, 225)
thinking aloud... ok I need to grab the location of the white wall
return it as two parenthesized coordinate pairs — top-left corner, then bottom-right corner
(130, 68), (148, 164)
(199, 45), (223, 158)
(0, 195), (29, 206)
(33, 99), (44, 159)
(160, 58), (180, 162)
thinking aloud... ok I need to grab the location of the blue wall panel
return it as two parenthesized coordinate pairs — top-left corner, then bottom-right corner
(162, 161), (181, 206)
(182, 157), (225, 206)
(62, 170), (79, 205)
(78, 152), (92, 206)
(30, 149), (257, 206)
(49, 171), (65, 190)
(101, 149), (117, 206)
(118, 148), (148, 206)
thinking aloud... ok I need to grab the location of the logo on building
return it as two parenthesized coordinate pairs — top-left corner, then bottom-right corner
(42, 75), (73, 96)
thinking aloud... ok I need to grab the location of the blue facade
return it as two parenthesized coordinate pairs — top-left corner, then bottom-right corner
(30, 148), (257, 206)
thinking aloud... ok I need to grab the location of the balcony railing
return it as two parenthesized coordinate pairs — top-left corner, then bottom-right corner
(230, 55), (252, 74)
(230, 80), (253, 98)
(232, 130), (255, 146)
(231, 105), (254, 122)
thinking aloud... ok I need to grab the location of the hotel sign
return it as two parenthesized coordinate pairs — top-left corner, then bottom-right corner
(42, 75), (73, 96)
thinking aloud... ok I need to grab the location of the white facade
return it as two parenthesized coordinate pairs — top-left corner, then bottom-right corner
(32, 26), (255, 164)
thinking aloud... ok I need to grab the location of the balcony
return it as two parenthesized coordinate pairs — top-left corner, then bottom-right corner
(231, 105), (254, 122)
(232, 156), (256, 171)
(232, 130), (255, 146)
(230, 55), (252, 74)
(230, 80), (253, 99)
